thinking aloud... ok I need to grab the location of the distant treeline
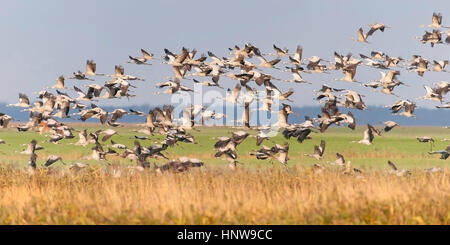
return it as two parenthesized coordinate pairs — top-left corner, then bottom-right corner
(2, 103), (449, 126)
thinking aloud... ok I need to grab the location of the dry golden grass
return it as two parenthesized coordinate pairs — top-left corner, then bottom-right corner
(0, 164), (448, 225)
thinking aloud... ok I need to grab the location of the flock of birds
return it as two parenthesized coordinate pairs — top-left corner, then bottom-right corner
(1, 13), (449, 175)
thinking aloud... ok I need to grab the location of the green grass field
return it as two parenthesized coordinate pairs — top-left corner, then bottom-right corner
(1, 125), (449, 170)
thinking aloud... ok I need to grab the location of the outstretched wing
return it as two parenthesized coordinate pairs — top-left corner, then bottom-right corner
(387, 160), (398, 171)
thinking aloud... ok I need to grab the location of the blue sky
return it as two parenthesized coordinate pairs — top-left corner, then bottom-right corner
(0, 1), (449, 109)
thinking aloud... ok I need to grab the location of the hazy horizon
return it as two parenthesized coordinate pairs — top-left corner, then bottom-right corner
(2, 102), (448, 126)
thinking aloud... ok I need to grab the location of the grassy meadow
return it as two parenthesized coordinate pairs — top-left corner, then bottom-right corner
(0, 124), (448, 169)
(0, 124), (448, 224)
